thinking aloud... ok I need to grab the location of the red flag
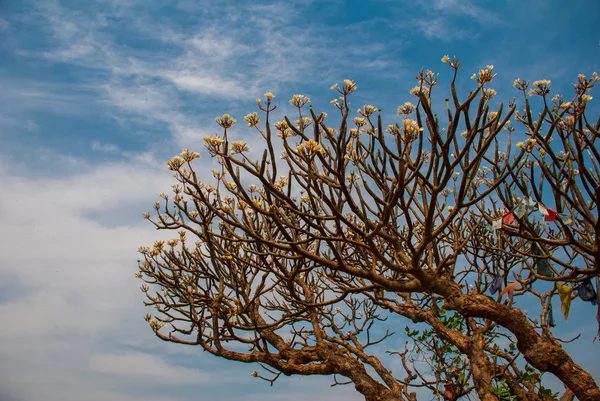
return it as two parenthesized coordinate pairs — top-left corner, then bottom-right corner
(443, 384), (455, 400)
(543, 208), (557, 222)
(502, 211), (515, 224)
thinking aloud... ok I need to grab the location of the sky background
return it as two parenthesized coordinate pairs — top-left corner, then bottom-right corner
(1, 0), (599, 400)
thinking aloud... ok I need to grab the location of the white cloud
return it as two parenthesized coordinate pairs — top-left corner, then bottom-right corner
(88, 352), (216, 383)
(9, 1), (596, 400)
(0, 154), (213, 400)
(412, 17), (467, 41)
(92, 140), (120, 153)
(0, 77), (98, 117)
(167, 73), (249, 97)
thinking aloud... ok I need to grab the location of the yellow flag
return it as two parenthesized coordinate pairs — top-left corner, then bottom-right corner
(556, 284), (573, 321)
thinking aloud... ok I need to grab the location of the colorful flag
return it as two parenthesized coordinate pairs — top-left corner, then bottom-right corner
(500, 281), (519, 297)
(524, 196), (537, 210)
(443, 384), (455, 400)
(596, 277), (600, 341)
(536, 258), (553, 277)
(556, 284), (573, 321)
(506, 290), (514, 306)
(578, 279), (597, 306)
(492, 218), (503, 231)
(539, 203), (558, 222)
(547, 302), (556, 327)
(490, 276), (503, 295)
(513, 203), (527, 218)
(502, 211), (515, 225)
(531, 243), (553, 277)
(559, 214), (573, 225)
(543, 208), (558, 222)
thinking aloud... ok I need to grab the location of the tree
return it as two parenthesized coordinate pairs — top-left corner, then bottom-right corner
(136, 56), (600, 401)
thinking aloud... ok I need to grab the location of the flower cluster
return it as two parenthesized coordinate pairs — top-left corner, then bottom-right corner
(357, 104), (379, 117)
(295, 117), (313, 130)
(353, 117), (368, 128)
(483, 88), (497, 100)
(343, 79), (357, 94)
(215, 114), (236, 129)
(166, 155), (185, 171)
(274, 119), (292, 138)
(230, 141), (249, 154)
(331, 97), (346, 111)
(346, 172), (360, 184)
(401, 119), (423, 142)
(203, 135), (224, 154)
(410, 85), (430, 96)
(416, 69), (438, 88)
(397, 102), (416, 115)
(296, 140), (325, 155)
(516, 138), (537, 152)
(243, 112), (260, 128)
(323, 127), (337, 136)
(273, 176), (288, 190)
(331, 79), (357, 95)
(441, 55), (461, 69)
(256, 92), (276, 111)
(528, 80), (551, 96)
(257, 92), (274, 103)
(385, 124), (401, 136)
(559, 115), (576, 130)
(471, 65), (496, 85)
(167, 149), (199, 171)
(574, 72), (599, 97)
(513, 78), (529, 92)
(290, 94), (310, 108)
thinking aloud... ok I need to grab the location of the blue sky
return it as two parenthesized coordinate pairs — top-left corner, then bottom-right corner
(0, 0), (599, 400)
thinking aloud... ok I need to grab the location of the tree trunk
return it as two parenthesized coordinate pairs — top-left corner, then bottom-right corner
(450, 293), (600, 401)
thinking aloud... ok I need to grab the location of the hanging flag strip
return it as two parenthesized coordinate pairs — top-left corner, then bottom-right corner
(492, 218), (503, 231)
(502, 211), (515, 225)
(596, 277), (600, 341)
(559, 214), (573, 225)
(486, 196), (571, 230)
(490, 276), (503, 295)
(531, 243), (553, 277)
(547, 302), (556, 327)
(500, 281), (519, 297)
(543, 209), (558, 222)
(524, 196), (537, 210)
(513, 203), (527, 218)
(578, 279), (598, 306)
(556, 284), (573, 321)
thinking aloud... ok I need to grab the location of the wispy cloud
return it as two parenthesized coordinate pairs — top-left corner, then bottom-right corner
(88, 352), (216, 383)
(1, 0), (598, 400)
(412, 17), (468, 41)
(91, 140), (120, 153)
(408, 0), (501, 42)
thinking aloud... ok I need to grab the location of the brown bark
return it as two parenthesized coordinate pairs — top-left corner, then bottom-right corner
(447, 291), (600, 401)
(465, 332), (499, 401)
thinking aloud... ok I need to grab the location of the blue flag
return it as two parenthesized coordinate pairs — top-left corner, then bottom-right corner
(578, 279), (597, 306)
(547, 302), (556, 327)
(490, 276), (503, 295)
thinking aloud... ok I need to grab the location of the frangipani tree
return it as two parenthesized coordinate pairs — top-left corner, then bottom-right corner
(136, 56), (600, 401)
